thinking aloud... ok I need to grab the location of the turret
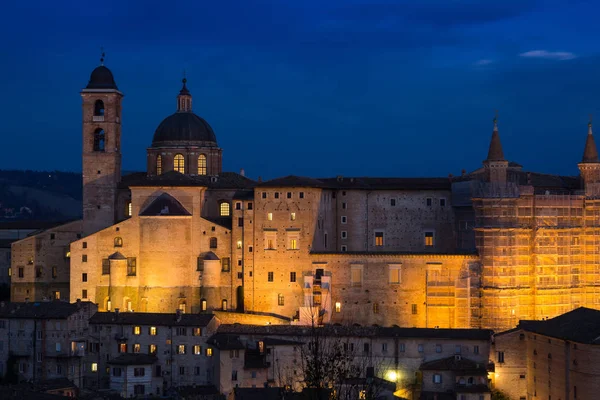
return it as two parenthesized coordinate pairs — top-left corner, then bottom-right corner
(578, 118), (600, 196)
(483, 116), (508, 184)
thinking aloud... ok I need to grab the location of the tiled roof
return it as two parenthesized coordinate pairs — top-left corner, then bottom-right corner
(0, 301), (93, 319)
(517, 307), (600, 344)
(108, 353), (157, 365)
(120, 171), (256, 189)
(217, 324), (492, 341)
(89, 311), (215, 327)
(203, 216), (232, 230)
(257, 175), (327, 188)
(310, 250), (478, 257)
(0, 220), (71, 231)
(256, 175), (453, 190)
(207, 333), (246, 350)
(419, 356), (488, 375)
(232, 190), (255, 200)
(139, 192), (191, 216)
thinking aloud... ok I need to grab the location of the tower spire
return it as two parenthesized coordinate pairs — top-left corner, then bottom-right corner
(582, 115), (599, 163)
(177, 73), (192, 112)
(486, 112), (505, 161)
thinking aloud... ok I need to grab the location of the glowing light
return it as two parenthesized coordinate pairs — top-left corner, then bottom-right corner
(385, 370), (399, 382)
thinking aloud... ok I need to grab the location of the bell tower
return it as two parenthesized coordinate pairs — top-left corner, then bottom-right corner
(81, 53), (123, 236)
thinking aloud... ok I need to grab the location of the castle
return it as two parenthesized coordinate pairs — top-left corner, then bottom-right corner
(11, 61), (600, 332)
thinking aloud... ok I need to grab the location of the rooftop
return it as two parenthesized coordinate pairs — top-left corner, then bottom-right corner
(0, 301), (94, 319)
(120, 171), (255, 189)
(89, 311), (216, 327)
(108, 353), (158, 365)
(516, 307), (600, 344)
(419, 355), (488, 375)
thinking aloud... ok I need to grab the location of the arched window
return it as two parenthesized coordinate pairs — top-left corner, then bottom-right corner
(220, 202), (230, 217)
(114, 237), (123, 247)
(94, 100), (105, 116)
(198, 154), (207, 175)
(156, 155), (162, 175)
(178, 301), (186, 314)
(222, 299), (228, 311)
(174, 154), (185, 173)
(93, 129), (105, 152)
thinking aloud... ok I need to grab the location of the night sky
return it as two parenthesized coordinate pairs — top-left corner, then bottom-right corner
(1, 0), (599, 180)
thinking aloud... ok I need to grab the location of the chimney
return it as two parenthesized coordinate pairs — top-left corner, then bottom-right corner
(240, 168), (245, 177)
(176, 309), (182, 322)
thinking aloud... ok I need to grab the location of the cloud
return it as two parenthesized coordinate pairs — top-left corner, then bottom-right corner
(475, 59), (494, 66)
(520, 50), (576, 60)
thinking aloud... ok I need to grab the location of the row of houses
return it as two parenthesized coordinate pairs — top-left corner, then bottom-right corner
(0, 300), (598, 399)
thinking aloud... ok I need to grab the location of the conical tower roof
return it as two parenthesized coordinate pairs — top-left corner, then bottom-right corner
(582, 122), (599, 163)
(486, 117), (505, 161)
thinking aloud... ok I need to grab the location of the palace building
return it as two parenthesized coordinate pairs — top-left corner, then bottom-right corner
(11, 61), (600, 332)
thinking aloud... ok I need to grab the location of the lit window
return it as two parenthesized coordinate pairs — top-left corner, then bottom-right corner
(290, 212), (296, 221)
(179, 302), (186, 313)
(389, 265), (401, 284)
(193, 327), (202, 336)
(198, 154), (207, 175)
(114, 237), (123, 247)
(335, 302), (341, 312)
(268, 212), (273, 221)
(425, 232), (434, 247)
(53, 291), (60, 300)
(206, 348), (213, 356)
(149, 326), (157, 335)
(133, 343), (141, 353)
(278, 293), (284, 306)
(375, 231), (384, 246)
(178, 345), (186, 355)
(351, 265), (362, 287)
(127, 202), (132, 217)
(174, 154), (185, 173)
(133, 326), (142, 335)
(373, 303), (379, 313)
(156, 155), (162, 175)
(201, 299), (207, 311)
(220, 202), (230, 216)
(194, 345), (202, 355)
(149, 344), (157, 354)
(119, 343), (127, 353)
(288, 237), (298, 250)
(236, 240), (242, 249)
(222, 299), (228, 310)
(52, 266), (57, 279)
(91, 363), (98, 372)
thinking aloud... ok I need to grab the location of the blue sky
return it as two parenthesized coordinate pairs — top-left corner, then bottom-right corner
(1, 0), (599, 179)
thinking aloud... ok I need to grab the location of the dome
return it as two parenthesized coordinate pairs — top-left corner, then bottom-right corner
(151, 112), (217, 147)
(86, 66), (118, 90)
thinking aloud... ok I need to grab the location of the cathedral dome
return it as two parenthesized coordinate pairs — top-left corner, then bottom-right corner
(151, 78), (217, 148)
(86, 66), (118, 90)
(151, 112), (217, 147)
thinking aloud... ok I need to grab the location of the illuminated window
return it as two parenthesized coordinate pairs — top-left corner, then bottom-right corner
(220, 202), (230, 216)
(267, 212), (273, 221)
(53, 291), (60, 300)
(119, 343), (127, 353)
(222, 299), (228, 310)
(201, 299), (207, 311)
(425, 232), (434, 247)
(93, 128), (105, 152)
(133, 343), (141, 353)
(91, 363), (98, 372)
(375, 231), (384, 247)
(389, 265), (401, 284)
(173, 154), (185, 173)
(179, 302), (186, 313)
(194, 345), (202, 355)
(359, 390), (366, 399)
(289, 238), (298, 250)
(278, 294), (284, 306)
(290, 212), (296, 221)
(198, 154), (207, 175)
(127, 202), (132, 217)
(373, 303), (379, 314)
(133, 326), (141, 335)
(8, 267), (11, 277)
(335, 302), (341, 312)
(193, 327), (202, 336)
(236, 240), (242, 249)
(149, 344), (157, 354)
(351, 265), (363, 287)
(149, 326), (157, 335)
(177, 345), (186, 355)
(65, 251), (70, 259)
(156, 155), (162, 175)
(222, 257), (230, 272)
(52, 266), (57, 279)
(114, 237), (123, 247)
(206, 348), (213, 356)
(127, 257), (136, 276)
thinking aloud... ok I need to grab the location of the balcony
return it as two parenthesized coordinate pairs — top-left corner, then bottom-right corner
(92, 116), (104, 122)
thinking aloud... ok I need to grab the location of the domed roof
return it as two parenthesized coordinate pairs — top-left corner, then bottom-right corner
(151, 112), (217, 147)
(86, 65), (118, 90)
